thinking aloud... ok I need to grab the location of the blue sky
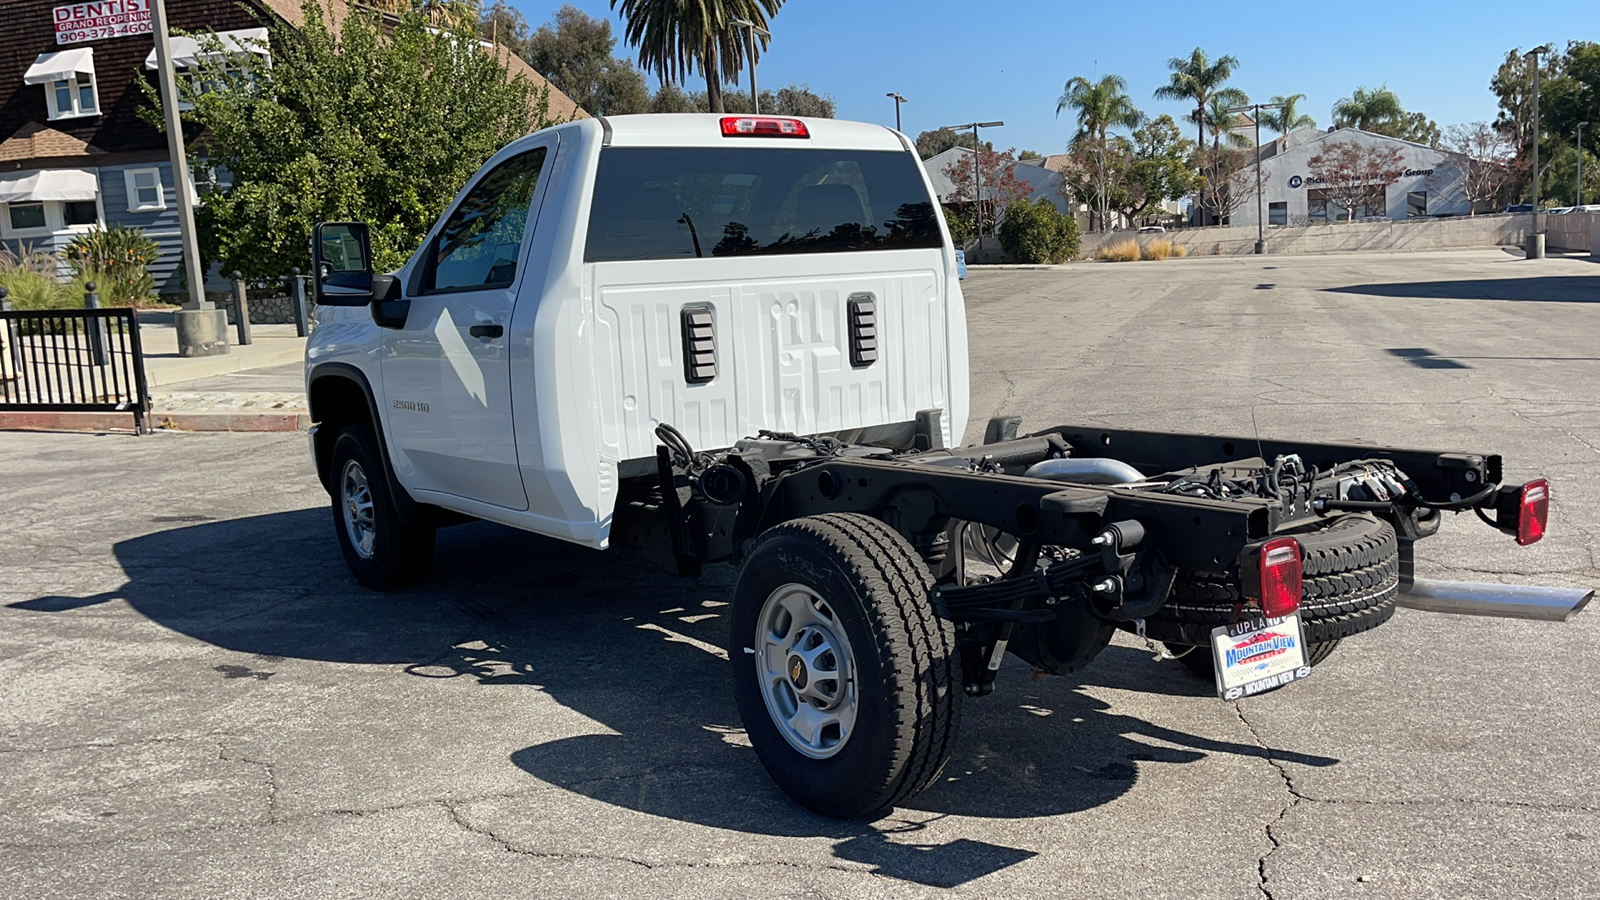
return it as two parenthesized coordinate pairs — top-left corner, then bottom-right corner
(511, 1), (1587, 152)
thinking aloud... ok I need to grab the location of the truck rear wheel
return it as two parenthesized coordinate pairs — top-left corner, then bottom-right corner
(1144, 513), (1399, 671)
(730, 514), (961, 818)
(330, 424), (436, 590)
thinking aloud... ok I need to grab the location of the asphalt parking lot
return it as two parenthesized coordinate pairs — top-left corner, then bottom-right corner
(2, 249), (1597, 899)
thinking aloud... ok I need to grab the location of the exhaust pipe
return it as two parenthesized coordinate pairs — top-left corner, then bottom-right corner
(1398, 578), (1593, 622)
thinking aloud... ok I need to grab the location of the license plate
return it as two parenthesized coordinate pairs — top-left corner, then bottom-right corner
(1210, 613), (1312, 700)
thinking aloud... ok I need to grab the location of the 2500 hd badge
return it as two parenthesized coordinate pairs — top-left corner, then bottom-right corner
(391, 400), (429, 413)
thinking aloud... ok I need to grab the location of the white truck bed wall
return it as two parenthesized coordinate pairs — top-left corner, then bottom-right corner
(480, 118), (969, 548)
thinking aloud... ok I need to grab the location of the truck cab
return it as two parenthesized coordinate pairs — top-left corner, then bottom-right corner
(306, 114), (967, 550)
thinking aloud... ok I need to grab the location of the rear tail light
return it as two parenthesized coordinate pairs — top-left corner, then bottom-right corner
(1517, 478), (1549, 546)
(720, 116), (809, 138)
(1254, 537), (1303, 618)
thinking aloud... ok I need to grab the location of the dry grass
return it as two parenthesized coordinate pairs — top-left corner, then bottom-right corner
(1140, 239), (1174, 260)
(1096, 239), (1141, 262)
(1171, 243), (1188, 258)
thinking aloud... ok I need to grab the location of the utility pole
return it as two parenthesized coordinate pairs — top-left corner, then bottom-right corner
(1226, 102), (1284, 254)
(940, 121), (1003, 248)
(730, 18), (768, 114)
(887, 92), (907, 132)
(1527, 44), (1553, 259)
(1578, 121), (1590, 207)
(152, 0), (227, 355)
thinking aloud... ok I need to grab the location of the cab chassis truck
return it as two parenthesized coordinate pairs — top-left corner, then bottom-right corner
(304, 114), (1591, 818)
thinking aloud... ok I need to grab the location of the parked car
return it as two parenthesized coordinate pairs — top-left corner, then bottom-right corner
(302, 113), (1589, 819)
(1505, 204), (1534, 213)
(1137, 225), (1166, 234)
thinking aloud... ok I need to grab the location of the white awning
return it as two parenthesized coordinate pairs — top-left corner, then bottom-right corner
(23, 47), (95, 85)
(145, 27), (270, 69)
(0, 169), (100, 203)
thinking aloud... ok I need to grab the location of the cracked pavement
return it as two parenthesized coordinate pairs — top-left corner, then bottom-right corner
(2, 249), (1597, 898)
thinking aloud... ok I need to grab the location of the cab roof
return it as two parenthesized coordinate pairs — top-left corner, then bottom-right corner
(585, 114), (912, 153)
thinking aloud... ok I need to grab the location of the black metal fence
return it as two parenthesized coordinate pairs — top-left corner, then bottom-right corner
(0, 307), (151, 433)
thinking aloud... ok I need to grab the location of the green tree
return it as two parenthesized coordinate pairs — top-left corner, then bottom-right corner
(915, 128), (990, 159)
(516, 3), (650, 115)
(998, 197), (1079, 263)
(1203, 94), (1253, 149)
(159, 1), (561, 278)
(1333, 85), (1438, 145)
(611, 0), (782, 114)
(650, 82), (699, 113)
(1153, 47), (1247, 150)
(1542, 42), (1600, 163)
(1127, 114), (1197, 220)
(1056, 74), (1143, 145)
(1261, 93), (1316, 136)
(1540, 143), (1600, 206)
(1331, 85), (1404, 130)
(1492, 47), (1563, 167)
(1017, 149), (1043, 161)
(703, 83), (835, 116)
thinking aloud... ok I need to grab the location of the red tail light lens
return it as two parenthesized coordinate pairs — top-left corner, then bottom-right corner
(1257, 537), (1303, 618)
(1517, 478), (1549, 546)
(720, 116), (809, 138)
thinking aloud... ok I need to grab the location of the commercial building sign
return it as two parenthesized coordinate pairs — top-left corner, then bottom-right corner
(53, 0), (151, 45)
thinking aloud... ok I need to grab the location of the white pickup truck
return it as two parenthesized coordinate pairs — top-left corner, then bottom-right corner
(305, 114), (1588, 818)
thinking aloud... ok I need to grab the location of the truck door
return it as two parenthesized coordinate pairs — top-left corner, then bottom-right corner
(380, 138), (556, 510)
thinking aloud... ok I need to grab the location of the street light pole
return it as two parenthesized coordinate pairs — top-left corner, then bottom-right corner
(1578, 121), (1590, 207)
(941, 121), (1004, 247)
(887, 92), (907, 132)
(151, 0), (227, 356)
(730, 18), (768, 114)
(1225, 102), (1284, 254)
(1527, 44), (1553, 259)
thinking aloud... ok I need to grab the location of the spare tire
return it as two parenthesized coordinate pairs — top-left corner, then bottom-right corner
(1139, 513), (1400, 658)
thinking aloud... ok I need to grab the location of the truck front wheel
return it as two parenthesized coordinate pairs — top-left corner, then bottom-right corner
(330, 424), (436, 590)
(730, 514), (962, 818)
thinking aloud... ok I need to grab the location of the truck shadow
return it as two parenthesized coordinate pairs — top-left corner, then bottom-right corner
(13, 509), (1337, 888)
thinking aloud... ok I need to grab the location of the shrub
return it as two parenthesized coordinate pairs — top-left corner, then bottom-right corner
(942, 203), (975, 246)
(0, 246), (77, 310)
(61, 225), (159, 307)
(997, 198), (1080, 263)
(1140, 238), (1174, 260)
(1171, 244), (1189, 258)
(1096, 238), (1141, 262)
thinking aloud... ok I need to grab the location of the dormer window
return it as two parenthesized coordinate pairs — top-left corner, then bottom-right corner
(145, 28), (270, 106)
(24, 47), (99, 121)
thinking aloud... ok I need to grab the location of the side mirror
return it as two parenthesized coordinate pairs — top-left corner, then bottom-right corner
(311, 222), (374, 306)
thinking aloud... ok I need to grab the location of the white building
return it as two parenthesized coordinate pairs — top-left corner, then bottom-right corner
(1228, 127), (1474, 228)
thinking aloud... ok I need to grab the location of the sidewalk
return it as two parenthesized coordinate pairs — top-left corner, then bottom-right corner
(138, 310), (308, 387)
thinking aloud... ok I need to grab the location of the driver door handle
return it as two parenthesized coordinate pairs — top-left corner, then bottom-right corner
(469, 323), (503, 339)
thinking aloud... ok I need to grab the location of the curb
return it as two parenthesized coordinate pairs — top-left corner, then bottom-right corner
(0, 410), (308, 434)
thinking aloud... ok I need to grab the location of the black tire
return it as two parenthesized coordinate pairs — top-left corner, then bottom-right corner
(1169, 637), (1341, 680)
(330, 423), (436, 590)
(730, 513), (962, 818)
(1142, 513), (1399, 651)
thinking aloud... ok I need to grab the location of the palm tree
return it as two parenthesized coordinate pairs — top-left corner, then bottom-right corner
(1203, 95), (1253, 149)
(1056, 74), (1143, 146)
(1262, 93), (1316, 136)
(1153, 47), (1248, 150)
(1332, 85), (1403, 132)
(611, 0), (782, 114)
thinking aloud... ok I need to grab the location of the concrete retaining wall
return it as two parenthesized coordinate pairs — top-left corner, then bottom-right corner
(1081, 213), (1533, 258)
(1545, 212), (1596, 252)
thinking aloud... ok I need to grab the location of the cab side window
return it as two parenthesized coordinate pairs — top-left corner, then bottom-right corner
(425, 147), (548, 292)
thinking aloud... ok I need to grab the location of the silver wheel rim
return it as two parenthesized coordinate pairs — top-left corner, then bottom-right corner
(756, 583), (858, 759)
(340, 459), (377, 560)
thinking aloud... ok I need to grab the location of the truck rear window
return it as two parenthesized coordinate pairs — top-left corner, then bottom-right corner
(585, 147), (942, 262)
